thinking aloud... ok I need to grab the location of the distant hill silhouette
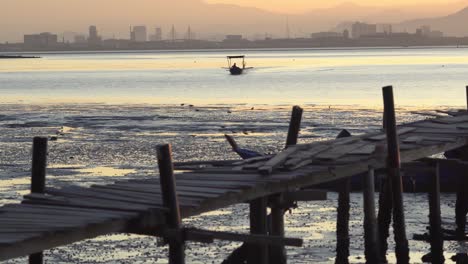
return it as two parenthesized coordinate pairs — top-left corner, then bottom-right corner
(397, 6), (468, 37)
(2, 0), (468, 41)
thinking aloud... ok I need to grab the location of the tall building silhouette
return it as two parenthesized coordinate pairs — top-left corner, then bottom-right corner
(351, 22), (377, 39)
(88, 25), (102, 45)
(149, 27), (162, 41)
(131, 26), (147, 42)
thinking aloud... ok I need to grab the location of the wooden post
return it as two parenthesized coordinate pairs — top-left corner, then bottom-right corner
(455, 164), (468, 237)
(285, 106), (303, 148)
(363, 167), (381, 263)
(335, 130), (352, 264)
(335, 177), (350, 264)
(377, 96), (393, 262)
(248, 198), (268, 264)
(382, 86), (410, 263)
(428, 161), (444, 264)
(377, 177), (392, 262)
(465, 85), (468, 110)
(269, 194), (287, 264)
(29, 137), (48, 264)
(157, 144), (185, 264)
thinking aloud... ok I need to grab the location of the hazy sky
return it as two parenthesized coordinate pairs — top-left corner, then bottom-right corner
(205, 0), (463, 13)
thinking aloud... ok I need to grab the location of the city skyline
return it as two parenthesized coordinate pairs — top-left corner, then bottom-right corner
(3, 0), (468, 42)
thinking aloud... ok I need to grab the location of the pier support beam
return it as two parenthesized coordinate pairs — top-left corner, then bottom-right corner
(363, 167), (380, 264)
(382, 86), (410, 263)
(269, 194), (287, 264)
(157, 144), (185, 264)
(29, 137), (48, 264)
(428, 161), (444, 264)
(335, 178), (351, 264)
(248, 198), (268, 264)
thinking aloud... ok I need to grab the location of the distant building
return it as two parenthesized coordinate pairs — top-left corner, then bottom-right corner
(428, 30), (443, 38)
(131, 26), (147, 42)
(24, 32), (58, 48)
(310, 32), (342, 39)
(224, 35), (243, 41)
(88, 25), (102, 45)
(149, 27), (162, 41)
(343, 29), (350, 39)
(420, 25), (431, 36)
(74, 35), (87, 44)
(377, 24), (393, 35)
(416, 25), (443, 38)
(351, 22), (377, 39)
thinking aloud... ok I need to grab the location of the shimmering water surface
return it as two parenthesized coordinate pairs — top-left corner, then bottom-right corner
(1, 47), (468, 106)
(0, 48), (467, 263)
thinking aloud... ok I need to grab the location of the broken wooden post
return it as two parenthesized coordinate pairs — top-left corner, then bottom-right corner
(382, 85), (410, 263)
(428, 161), (444, 264)
(29, 137), (48, 264)
(268, 105), (303, 263)
(363, 167), (380, 263)
(157, 144), (185, 264)
(285, 106), (303, 148)
(248, 197), (268, 264)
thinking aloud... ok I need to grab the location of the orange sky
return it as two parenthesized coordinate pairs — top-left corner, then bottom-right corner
(205, 0), (463, 13)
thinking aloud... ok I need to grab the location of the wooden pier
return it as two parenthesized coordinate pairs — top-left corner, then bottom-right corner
(1, 86), (468, 263)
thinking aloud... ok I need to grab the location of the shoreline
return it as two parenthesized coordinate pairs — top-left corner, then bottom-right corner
(1, 45), (468, 56)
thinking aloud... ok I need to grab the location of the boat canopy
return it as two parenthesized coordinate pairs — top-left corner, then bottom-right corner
(227, 55), (245, 59)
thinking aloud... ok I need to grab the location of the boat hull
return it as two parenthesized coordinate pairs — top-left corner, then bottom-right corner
(230, 68), (243, 75)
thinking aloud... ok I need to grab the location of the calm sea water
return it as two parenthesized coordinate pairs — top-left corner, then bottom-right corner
(1, 47), (468, 106)
(1, 48), (467, 263)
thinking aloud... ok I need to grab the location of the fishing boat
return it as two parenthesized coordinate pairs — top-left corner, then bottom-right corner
(225, 55), (253, 75)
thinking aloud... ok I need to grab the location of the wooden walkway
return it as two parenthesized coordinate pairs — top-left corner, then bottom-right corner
(2, 97), (468, 262)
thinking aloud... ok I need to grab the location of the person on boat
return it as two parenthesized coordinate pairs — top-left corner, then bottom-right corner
(231, 63), (240, 71)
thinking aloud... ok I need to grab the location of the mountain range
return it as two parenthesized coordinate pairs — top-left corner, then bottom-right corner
(2, 0), (468, 42)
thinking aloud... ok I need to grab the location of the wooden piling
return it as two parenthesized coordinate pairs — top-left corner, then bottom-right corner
(455, 164), (468, 237)
(377, 97), (393, 262)
(377, 178), (392, 262)
(285, 106), (303, 148)
(248, 198), (268, 264)
(382, 86), (410, 263)
(269, 194), (287, 264)
(363, 167), (380, 263)
(335, 177), (350, 264)
(29, 137), (48, 264)
(157, 144), (185, 264)
(428, 161), (444, 264)
(465, 85), (468, 110)
(335, 130), (352, 264)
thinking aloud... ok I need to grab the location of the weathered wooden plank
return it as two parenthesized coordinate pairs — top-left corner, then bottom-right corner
(258, 146), (302, 175)
(45, 186), (166, 207)
(432, 114), (468, 124)
(284, 145), (331, 166)
(348, 144), (376, 155)
(92, 184), (222, 199)
(112, 182), (236, 195)
(23, 193), (156, 213)
(366, 127), (417, 141)
(0, 218), (129, 260)
(414, 128), (468, 135)
(315, 141), (368, 160)
(10, 203), (137, 218)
